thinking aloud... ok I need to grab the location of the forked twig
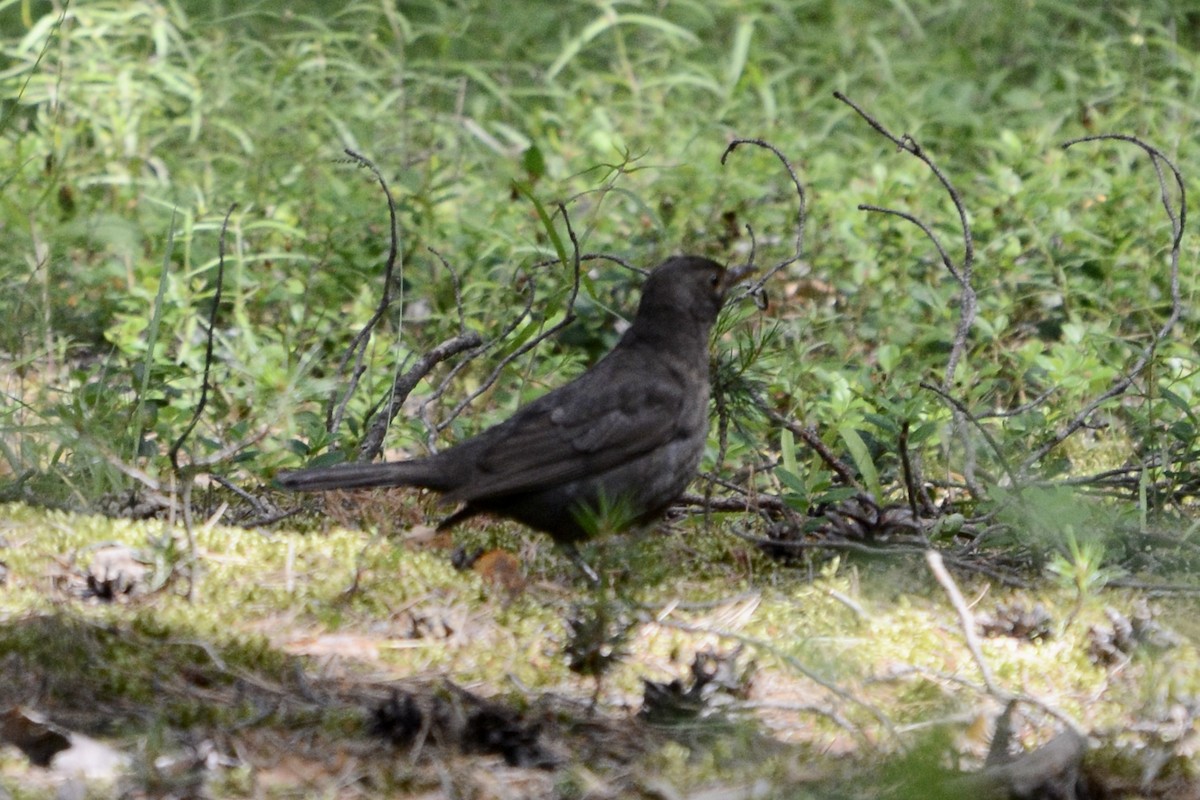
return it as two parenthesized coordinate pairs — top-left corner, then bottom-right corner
(835, 92), (980, 491)
(415, 263), (537, 448)
(357, 330), (483, 461)
(833, 92), (977, 388)
(354, 248), (483, 461)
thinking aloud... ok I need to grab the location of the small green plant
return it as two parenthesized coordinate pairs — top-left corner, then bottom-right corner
(1046, 523), (1115, 598)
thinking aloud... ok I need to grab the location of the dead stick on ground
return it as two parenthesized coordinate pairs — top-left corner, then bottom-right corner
(927, 550), (998, 694)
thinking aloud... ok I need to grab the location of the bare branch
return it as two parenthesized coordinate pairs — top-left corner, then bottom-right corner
(326, 150), (403, 436)
(833, 92), (975, 283)
(525, 251), (644, 286)
(170, 203), (237, 472)
(676, 491), (786, 515)
(758, 402), (861, 491)
(652, 614), (899, 746)
(856, 204), (957, 280)
(883, 664), (1086, 737)
(720, 137), (808, 301)
(926, 550), (999, 694)
(977, 385), (1057, 419)
(920, 380), (1017, 493)
(834, 92), (977, 389)
(190, 425), (271, 468)
(1022, 135), (1186, 470)
(418, 264), (537, 447)
(568, 252), (644, 277)
(427, 246), (466, 333)
(898, 419), (935, 518)
(357, 331), (484, 461)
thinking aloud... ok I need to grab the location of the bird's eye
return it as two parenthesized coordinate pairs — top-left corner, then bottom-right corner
(709, 273), (721, 287)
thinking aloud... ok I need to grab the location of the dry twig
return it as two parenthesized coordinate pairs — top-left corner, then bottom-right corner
(326, 150), (403, 436)
(720, 137), (808, 300)
(834, 92), (982, 497)
(1022, 135), (1186, 472)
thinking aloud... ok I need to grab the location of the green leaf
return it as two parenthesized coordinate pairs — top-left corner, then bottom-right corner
(522, 144), (546, 181)
(839, 425), (882, 501)
(776, 468), (807, 497)
(725, 16), (754, 93)
(780, 427), (798, 477)
(863, 412), (899, 436)
(1159, 386), (1198, 424)
(511, 181), (568, 269)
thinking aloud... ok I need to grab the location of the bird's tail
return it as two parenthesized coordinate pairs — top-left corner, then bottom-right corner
(276, 459), (449, 492)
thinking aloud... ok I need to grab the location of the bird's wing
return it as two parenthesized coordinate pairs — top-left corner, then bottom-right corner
(441, 359), (687, 503)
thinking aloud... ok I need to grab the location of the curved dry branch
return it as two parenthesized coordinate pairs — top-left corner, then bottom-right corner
(574, 252), (643, 276)
(856, 204), (957, 279)
(326, 149), (402, 436)
(653, 614), (900, 748)
(427, 246), (467, 333)
(920, 380), (1017, 492)
(720, 137), (808, 300)
(833, 92), (974, 280)
(357, 331), (484, 461)
(419, 248), (638, 448)
(759, 403), (862, 491)
(1022, 135), (1186, 471)
(833, 92), (977, 389)
(417, 264), (537, 447)
(170, 204), (237, 472)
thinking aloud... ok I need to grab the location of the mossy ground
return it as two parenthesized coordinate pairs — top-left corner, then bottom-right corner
(2, 499), (1198, 797)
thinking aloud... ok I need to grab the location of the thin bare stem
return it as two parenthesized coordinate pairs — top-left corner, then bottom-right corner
(758, 402), (862, 490)
(1022, 135), (1186, 471)
(170, 204), (237, 471)
(326, 149), (402, 436)
(720, 137), (807, 301)
(898, 420), (921, 519)
(427, 246), (466, 333)
(857, 204), (957, 280)
(652, 615), (899, 747)
(926, 550), (998, 694)
(920, 380), (1017, 492)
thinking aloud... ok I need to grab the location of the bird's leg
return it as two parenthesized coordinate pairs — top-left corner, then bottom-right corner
(561, 542), (601, 585)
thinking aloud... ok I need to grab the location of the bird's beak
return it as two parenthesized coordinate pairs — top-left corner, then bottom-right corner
(721, 262), (757, 292)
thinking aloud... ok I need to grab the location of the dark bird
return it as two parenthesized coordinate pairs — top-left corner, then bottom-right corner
(278, 256), (752, 572)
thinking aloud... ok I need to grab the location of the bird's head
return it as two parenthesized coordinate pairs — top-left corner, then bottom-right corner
(633, 256), (755, 331)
